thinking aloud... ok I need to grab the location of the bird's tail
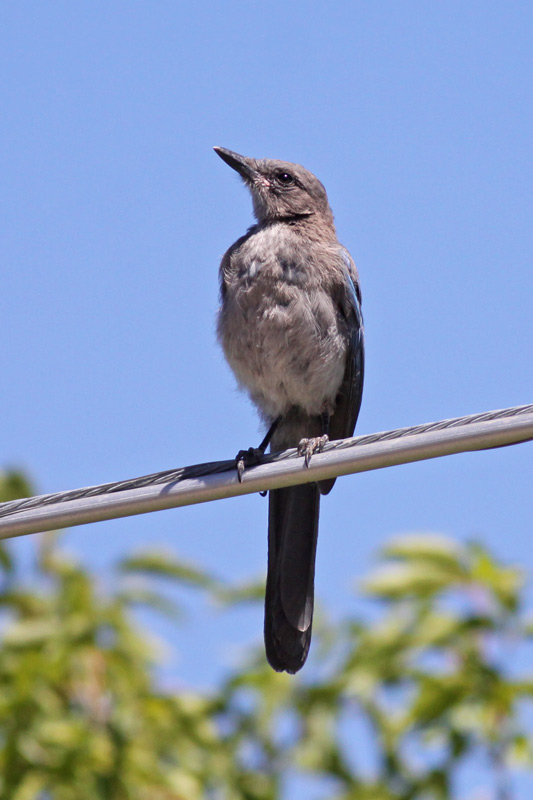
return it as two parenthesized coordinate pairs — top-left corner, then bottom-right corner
(264, 483), (320, 673)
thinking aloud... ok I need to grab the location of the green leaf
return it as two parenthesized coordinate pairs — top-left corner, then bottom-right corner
(3, 618), (59, 647)
(361, 561), (459, 598)
(507, 734), (533, 766)
(0, 469), (34, 503)
(213, 579), (265, 606)
(409, 676), (468, 726)
(117, 587), (184, 620)
(383, 532), (464, 568)
(118, 549), (218, 589)
(468, 542), (523, 609)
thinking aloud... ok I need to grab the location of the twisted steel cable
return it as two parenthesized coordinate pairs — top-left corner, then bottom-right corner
(0, 403), (531, 539)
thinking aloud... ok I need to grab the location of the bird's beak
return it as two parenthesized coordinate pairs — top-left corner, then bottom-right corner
(214, 146), (259, 183)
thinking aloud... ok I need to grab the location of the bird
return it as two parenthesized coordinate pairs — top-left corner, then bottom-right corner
(214, 146), (364, 673)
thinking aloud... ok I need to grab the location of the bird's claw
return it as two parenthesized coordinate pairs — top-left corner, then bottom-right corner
(297, 435), (329, 468)
(235, 447), (265, 483)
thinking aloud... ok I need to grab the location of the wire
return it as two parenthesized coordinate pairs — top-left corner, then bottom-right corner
(0, 403), (531, 540)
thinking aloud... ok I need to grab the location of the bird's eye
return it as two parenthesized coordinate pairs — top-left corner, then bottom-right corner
(276, 172), (294, 185)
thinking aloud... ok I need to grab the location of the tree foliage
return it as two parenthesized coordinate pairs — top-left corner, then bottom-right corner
(0, 470), (531, 799)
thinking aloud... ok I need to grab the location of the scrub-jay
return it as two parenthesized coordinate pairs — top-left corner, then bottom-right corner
(215, 147), (364, 672)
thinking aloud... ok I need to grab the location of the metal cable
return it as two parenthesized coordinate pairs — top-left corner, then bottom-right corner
(0, 403), (531, 539)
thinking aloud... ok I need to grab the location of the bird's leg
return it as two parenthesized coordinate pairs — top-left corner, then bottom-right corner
(298, 412), (330, 468)
(236, 416), (281, 482)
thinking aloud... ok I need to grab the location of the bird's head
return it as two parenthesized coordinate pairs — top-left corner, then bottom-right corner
(214, 146), (334, 228)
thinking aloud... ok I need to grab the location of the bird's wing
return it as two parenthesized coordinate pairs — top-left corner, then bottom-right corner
(319, 247), (365, 495)
(218, 229), (255, 300)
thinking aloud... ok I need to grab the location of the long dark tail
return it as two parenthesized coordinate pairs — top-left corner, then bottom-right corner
(264, 483), (320, 673)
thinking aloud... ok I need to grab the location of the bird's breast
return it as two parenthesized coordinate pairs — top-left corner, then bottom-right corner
(217, 229), (348, 418)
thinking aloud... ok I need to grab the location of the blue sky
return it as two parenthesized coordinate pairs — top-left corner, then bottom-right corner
(1, 1), (532, 791)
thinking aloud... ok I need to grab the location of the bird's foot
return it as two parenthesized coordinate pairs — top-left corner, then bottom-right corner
(235, 447), (265, 483)
(298, 435), (329, 468)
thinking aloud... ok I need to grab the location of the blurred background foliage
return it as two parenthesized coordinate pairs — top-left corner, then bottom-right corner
(0, 470), (531, 799)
